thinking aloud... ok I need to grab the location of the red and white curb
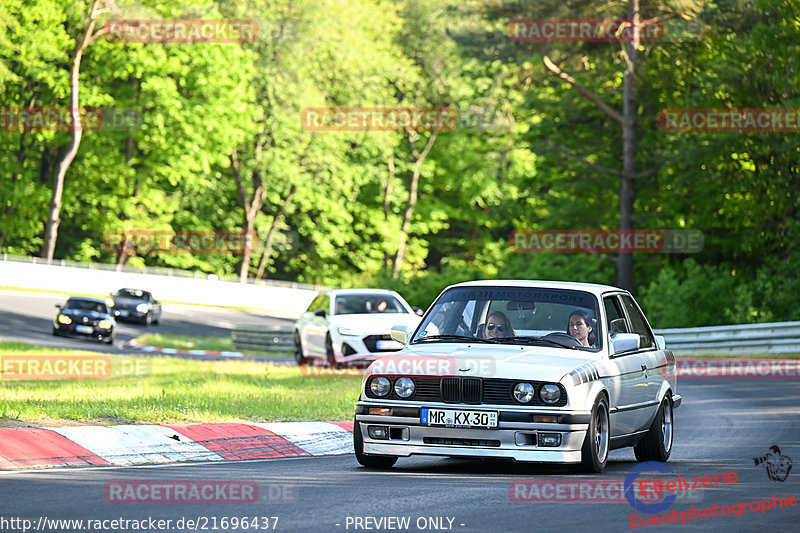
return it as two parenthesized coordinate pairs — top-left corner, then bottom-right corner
(0, 421), (354, 470)
(125, 338), (243, 358)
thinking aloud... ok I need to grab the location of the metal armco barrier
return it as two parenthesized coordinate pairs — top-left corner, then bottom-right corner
(232, 326), (293, 352)
(654, 321), (800, 355)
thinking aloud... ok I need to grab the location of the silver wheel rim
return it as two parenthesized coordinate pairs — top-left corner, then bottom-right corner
(662, 400), (673, 452)
(595, 403), (609, 463)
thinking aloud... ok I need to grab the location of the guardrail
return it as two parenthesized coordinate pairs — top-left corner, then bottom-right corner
(654, 321), (800, 355)
(232, 322), (800, 356)
(232, 326), (293, 353)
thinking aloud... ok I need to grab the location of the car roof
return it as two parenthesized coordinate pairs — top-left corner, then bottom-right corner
(323, 289), (398, 297)
(446, 279), (626, 297)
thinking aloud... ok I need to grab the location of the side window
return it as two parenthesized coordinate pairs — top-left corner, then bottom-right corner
(458, 300), (476, 335)
(621, 295), (655, 349)
(307, 295), (327, 312)
(604, 296), (629, 335)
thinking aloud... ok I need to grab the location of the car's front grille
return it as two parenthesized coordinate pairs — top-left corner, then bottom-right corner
(363, 334), (398, 352)
(423, 437), (501, 447)
(365, 377), (567, 406)
(441, 378), (460, 402)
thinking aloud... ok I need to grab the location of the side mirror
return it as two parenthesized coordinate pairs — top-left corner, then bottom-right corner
(611, 333), (640, 354)
(55, 304), (63, 310)
(609, 318), (628, 335)
(655, 335), (666, 351)
(412, 306), (424, 317)
(390, 324), (414, 345)
(313, 309), (326, 318)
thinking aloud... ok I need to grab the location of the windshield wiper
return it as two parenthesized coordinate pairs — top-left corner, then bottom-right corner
(411, 334), (496, 344)
(492, 336), (579, 349)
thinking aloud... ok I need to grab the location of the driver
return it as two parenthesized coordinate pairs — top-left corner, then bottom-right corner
(483, 311), (515, 339)
(567, 310), (596, 347)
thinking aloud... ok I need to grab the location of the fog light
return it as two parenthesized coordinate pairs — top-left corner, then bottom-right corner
(539, 432), (562, 447)
(368, 426), (389, 440)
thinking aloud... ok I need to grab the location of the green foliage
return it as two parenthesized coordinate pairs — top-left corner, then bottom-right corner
(1, 0), (798, 327)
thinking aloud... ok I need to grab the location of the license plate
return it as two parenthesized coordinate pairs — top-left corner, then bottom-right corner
(376, 339), (403, 350)
(118, 310), (129, 317)
(75, 325), (93, 334)
(421, 408), (498, 429)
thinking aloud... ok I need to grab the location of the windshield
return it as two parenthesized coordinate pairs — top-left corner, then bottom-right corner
(412, 286), (602, 350)
(65, 299), (108, 313)
(333, 294), (406, 315)
(115, 289), (149, 300)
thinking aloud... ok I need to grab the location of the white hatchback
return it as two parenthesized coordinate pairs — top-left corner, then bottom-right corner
(293, 289), (423, 365)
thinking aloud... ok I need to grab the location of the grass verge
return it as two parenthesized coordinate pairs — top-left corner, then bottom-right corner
(134, 333), (291, 357)
(0, 342), (361, 426)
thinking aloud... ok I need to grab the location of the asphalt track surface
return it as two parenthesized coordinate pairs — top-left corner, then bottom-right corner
(0, 290), (294, 360)
(1, 381), (799, 532)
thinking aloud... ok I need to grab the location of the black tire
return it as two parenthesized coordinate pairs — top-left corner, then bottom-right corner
(325, 333), (336, 367)
(293, 331), (307, 365)
(153, 313), (160, 325)
(103, 335), (114, 345)
(354, 418), (398, 469)
(52, 326), (59, 336)
(144, 312), (153, 326)
(634, 395), (673, 462)
(579, 395), (610, 473)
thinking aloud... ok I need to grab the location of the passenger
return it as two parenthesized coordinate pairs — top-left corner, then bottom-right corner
(483, 311), (515, 339)
(567, 309), (596, 347)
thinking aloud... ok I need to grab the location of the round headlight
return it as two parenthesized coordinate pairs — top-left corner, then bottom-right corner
(513, 382), (535, 403)
(98, 319), (113, 329)
(136, 303), (149, 313)
(370, 377), (391, 397)
(57, 314), (72, 325)
(394, 377), (415, 398)
(540, 384), (562, 404)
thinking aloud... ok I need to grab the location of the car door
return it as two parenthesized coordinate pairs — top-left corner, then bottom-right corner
(603, 294), (651, 437)
(300, 294), (329, 356)
(619, 294), (662, 426)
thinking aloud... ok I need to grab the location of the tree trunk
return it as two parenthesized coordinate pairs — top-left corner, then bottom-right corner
(41, 0), (103, 263)
(382, 151), (395, 273)
(255, 184), (296, 281)
(618, 0), (640, 291)
(231, 146), (265, 283)
(392, 131), (438, 279)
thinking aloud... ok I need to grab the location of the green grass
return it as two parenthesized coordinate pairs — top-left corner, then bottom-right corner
(0, 342), (361, 425)
(135, 333), (292, 357)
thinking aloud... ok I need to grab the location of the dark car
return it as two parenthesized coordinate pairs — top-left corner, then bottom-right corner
(52, 297), (115, 344)
(109, 288), (162, 325)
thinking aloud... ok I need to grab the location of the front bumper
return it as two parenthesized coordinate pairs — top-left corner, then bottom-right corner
(356, 402), (591, 463)
(53, 323), (113, 340)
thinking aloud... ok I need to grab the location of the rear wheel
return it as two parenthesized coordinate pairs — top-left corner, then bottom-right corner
(579, 395), (609, 473)
(634, 395), (673, 462)
(293, 331), (307, 365)
(354, 418), (398, 468)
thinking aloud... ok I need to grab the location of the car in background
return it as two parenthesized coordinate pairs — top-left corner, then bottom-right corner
(353, 280), (679, 473)
(109, 288), (161, 325)
(52, 297), (116, 344)
(294, 289), (423, 366)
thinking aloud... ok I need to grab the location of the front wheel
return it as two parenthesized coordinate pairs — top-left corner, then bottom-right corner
(634, 395), (673, 462)
(579, 395), (609, 473)
(293, 331), (307, 365)
(354, 418), (398, 469)
(325, 333), (336, 367)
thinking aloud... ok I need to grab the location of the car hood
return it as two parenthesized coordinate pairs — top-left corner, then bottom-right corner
(329, 313), (421, 334)
(366, 343), (600, 383)
(114, 298), (148, 306)
(61, 309), (112, 320)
